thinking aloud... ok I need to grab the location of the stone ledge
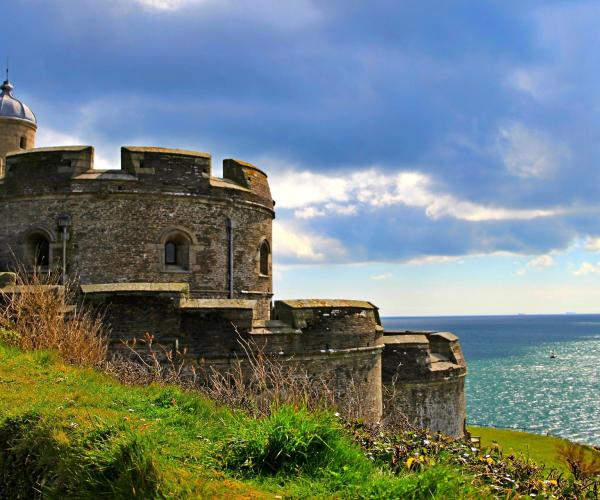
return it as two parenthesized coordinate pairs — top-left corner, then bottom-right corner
(179, 298), (255, 310)
(6, 145), (90, 157)
(122, 146), (211, 159)
(276, 299), (377, 309)
(81, 282), (189, 294)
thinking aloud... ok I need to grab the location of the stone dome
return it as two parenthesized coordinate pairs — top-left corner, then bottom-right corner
(0, 80), (36, 124)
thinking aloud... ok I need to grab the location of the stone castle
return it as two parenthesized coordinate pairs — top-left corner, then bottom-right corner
(0, 78), (467, 436)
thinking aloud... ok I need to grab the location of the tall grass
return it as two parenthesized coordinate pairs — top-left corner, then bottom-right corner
(0, 271), (107, 365)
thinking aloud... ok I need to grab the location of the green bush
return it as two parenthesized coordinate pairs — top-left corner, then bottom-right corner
(223, 405), (367, 477)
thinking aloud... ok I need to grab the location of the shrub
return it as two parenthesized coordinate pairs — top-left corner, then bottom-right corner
(223, 405), (367, 477)
(0, 271), (107, 366)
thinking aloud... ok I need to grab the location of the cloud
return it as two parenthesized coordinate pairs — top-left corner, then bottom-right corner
(498, 123), (568, 179)
(585, 237), (600, 252)
(133, 0), (204, 10)
(271, 167), (564, 222)
(270, 170), (349, 209)
(572, 262), (600, 276)
(403, 255), (463, 266)
(273, 220), (347, 262)
(294, 203), (357, 219)
(528, 254), (556, 269)
(370, 273), (392, 281)
(515, 254), (556, 276)
(8, 0), (600, 269)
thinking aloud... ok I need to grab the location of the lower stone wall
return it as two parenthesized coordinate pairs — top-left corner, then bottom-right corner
(381, 331), (467, 437)
(384, 374), (466, 438)
(193, 347), (383, 422)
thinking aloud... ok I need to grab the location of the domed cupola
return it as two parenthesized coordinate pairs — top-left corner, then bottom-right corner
(0, 80), (36, 124)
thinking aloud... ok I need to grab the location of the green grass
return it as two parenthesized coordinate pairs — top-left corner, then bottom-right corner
(468, 425), (600, 474)
(0, 344), (482, 498)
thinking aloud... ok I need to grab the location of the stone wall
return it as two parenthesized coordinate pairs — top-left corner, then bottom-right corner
(82, 290), (385, 422)
(272, 300), (384, 421)
(382, 331), (467, 437)
(0, 146), (274, 320)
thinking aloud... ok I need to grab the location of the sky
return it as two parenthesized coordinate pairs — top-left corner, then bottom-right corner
(3, 0), (600, 315)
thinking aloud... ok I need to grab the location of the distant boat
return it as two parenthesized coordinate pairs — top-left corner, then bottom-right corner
(550, 350), (557, 359)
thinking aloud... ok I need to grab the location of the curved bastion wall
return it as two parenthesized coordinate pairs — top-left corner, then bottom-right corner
(382, 332), (467, 437)
(79, 288), (384, 422)
(0, 146), (274, 319)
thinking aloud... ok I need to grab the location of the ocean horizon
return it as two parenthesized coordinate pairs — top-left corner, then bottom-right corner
(382, 314), (600, 447)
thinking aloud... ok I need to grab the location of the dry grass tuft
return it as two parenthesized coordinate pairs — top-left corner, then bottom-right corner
(557, 441), (600, 482)
(0, 271), (107, 366)
(107, 328), (380, 421)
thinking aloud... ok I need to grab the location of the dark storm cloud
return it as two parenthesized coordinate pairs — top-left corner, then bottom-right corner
(2, 0), (599, 263)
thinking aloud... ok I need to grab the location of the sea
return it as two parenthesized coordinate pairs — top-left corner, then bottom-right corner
(382, 314), (600, 447)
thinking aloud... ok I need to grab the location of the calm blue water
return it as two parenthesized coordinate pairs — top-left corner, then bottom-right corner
(382, 315), (600, 446)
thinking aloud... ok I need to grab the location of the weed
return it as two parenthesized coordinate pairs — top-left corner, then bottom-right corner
(0, 271), (107, 366)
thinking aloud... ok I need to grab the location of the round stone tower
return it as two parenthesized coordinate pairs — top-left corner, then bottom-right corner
(0, 79), (37, 176)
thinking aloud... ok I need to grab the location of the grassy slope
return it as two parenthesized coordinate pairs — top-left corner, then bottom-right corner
(0, 345), (264, 498)
(0, 345), (478, 498)
(468, 426), (599, 474)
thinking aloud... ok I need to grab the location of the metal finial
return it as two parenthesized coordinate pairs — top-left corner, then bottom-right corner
(1, 58), (13, 95)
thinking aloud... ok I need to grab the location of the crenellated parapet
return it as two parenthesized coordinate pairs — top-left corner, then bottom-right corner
(0, 146), (274, 210)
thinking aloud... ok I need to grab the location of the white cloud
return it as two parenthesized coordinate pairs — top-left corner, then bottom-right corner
(585, 236), (600, 252)
(572, 262), (600, 276)
(294, 206), (326, 219)
(404, 255), (462, 266)
(270, 167), (563, 222)
(273, 220), (347, 262)
(270, 169), (349, 209)
(528, 254), (556, 269)
(498, 122), (568, 178)
(124, 0), (322, 28)
(294, 203), (357, 219)
(515, 254), (556, 275)
(370, 273), (392, 280)
(130, 0), (214, 11)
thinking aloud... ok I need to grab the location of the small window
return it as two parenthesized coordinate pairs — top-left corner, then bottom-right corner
(162, 231), (191, 271)
(259, 241), (270, 275)
(165, 241), (177, 265)
(20, 136), (27, 149)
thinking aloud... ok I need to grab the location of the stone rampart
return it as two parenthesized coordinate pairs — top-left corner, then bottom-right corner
(81, 289), (384, 422)
(382, 331), (467, 437)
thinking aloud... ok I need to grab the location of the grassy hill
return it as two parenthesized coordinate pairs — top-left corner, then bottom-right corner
(0, 343), (479, 498)
(0, 342), (597, 498)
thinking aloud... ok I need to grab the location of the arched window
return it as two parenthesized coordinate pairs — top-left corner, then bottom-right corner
(28, 233), (50, 269)
(162, 230), (192, 271)
(259, 240), (270, 276)
(20, 136), (27, 149)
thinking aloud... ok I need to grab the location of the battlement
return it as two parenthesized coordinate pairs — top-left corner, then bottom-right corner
(382, 330), (466, 382)
(1, 146), (273, 207)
